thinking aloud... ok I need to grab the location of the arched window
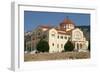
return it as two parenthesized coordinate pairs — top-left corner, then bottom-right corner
(61, 36), (63, 39)
(52, 43), (54, 46)
(57, 44), (59, 48)
(61, 44), (63, 48)
(51, 31), (56, 37)
(65, 36), (67, 39)
(58, 35), (59, 39)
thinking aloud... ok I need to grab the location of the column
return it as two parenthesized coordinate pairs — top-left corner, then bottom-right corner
(75, 42), (77, 51)
(79, 43), (80, 51)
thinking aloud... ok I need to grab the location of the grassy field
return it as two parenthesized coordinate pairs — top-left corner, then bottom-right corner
(24, 52), (90, 61)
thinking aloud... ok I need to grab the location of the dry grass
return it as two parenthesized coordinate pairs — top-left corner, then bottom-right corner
(24, 52), (90, 62)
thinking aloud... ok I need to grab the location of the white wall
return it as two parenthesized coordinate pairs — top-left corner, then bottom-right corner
(0, 0), (100, 73)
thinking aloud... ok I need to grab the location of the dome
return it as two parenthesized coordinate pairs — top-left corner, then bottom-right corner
(60, 18), (75, 25)
(59, 17), (75, 31)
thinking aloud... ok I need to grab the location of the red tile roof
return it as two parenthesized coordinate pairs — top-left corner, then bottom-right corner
(55, 28), (72, 35)
(60, 18), (75, 24)
(39, 25), (52, 28)
(36, 18), (75, 35)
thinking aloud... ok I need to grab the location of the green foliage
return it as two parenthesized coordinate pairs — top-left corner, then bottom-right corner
(25, 45), (31, 52)
(88, 41), (90, 51)
(64, 40), (74, 52)
(36, 39), (49, 52)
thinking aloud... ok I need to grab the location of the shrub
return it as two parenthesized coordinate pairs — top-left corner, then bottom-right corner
(64, 40), (74, 52)
(36, 39), (49, 52)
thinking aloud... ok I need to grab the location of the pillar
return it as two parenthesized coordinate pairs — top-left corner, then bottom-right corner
(75, 42), (77, 51)
(79, 43), (80, 51)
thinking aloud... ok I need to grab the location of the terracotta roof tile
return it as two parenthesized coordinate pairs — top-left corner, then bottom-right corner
(39, 25), (52, 28)
(60, 18), (74, 24)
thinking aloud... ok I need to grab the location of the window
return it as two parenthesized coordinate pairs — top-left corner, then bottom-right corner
(43, 34), (47, 39)
(52, 43), (54, 46)
(61, 36), (63, 39)
(51, 34), (55, 37)
(66, 25), (68, 28)
(64, 25), (66, 28)
(61, 44), (63, 48)
(37, 36), (41, 39)
(38, 32), (40, 35)
(58, 35), (59, 39)
(57, 44), (59, 48)
(74, 31), (82, 40)
(65, 36), (67, 39)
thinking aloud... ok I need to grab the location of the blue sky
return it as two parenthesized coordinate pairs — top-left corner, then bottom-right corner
(24, 11), (90, 32)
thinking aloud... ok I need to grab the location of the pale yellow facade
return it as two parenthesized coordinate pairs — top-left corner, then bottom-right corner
(25, 18), (89, 53)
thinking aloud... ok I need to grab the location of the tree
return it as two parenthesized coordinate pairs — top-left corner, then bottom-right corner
(24, 39), (27, 51)
(64, 40), (74, 52)
(88, 40), (90, 51)
(36, 39), (49, 52)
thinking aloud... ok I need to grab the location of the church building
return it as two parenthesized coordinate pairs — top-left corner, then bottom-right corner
(25, 18), (89, 53)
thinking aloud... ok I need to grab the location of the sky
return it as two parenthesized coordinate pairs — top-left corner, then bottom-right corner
(24, 11), (90, 32)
